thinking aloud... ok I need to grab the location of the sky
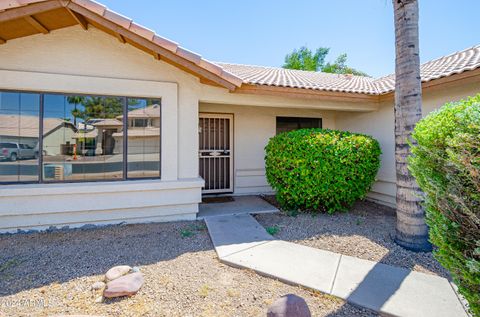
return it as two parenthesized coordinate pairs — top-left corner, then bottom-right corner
(98, 0), (479, 78)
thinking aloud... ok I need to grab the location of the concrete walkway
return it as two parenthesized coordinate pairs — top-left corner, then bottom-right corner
(198, 195), (279, 219)
(205, 214), (468, 317)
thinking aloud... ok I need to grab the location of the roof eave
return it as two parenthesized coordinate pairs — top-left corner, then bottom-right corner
(0, 0), (243, 90)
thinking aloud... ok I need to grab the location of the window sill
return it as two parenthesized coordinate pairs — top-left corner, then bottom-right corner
(0, 177), (205, 197)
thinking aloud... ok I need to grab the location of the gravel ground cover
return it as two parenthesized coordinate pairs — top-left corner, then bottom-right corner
(0, 221), (376, 317)
(257, 197), (449, 278)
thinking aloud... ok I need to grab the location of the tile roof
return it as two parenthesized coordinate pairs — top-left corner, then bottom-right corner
(116, 104), (161, 119)
(217, 63), (378, 94)
(1, 1), (479, 97)
(92, 119), (123, 127)
(217, 45), (480, 95)
(0, 0), (243, 89)
(0, 114), (73, 138)
(374, 45), (480, 94)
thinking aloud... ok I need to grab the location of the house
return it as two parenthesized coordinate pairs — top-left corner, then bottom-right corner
(0, 0), (478, 232)
(0, 114), (76, 154)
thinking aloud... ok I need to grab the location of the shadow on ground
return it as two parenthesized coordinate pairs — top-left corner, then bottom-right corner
(255, 198), (454, 316)
(255, 198), (448, 279)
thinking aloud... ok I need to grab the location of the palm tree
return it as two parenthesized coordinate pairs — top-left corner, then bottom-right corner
(67, 96), (85, 127)
(392, 0), (431, 251)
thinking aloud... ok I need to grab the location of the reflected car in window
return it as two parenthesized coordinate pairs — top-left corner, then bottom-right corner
(0, 142), (38, 161)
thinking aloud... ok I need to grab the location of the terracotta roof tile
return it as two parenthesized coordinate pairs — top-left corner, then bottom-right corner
(177, 47), (202, 65)
(129, 22), (155, 41)
(0, 0), (243, 89)
(374, 44), (480, 93)
(71, 0), (105, 16)
(217, 62), (379, 94)
(2, 0), (479, 96)
(152, 35), (178, 53)
(0, 114), (73, 138)
(217, 45), (480, 95)
(102, 9), (132, 29)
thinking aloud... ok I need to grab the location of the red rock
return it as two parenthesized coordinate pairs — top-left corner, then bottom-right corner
(103, 272), (144, 298)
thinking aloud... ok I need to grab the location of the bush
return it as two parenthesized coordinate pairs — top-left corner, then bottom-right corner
(409, 95), (480, 316)
(265, 128), (381, 213)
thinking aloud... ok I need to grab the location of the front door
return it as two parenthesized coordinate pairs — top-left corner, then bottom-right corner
(199, 113), (233, 194)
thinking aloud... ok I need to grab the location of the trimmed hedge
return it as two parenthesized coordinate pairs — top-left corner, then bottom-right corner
(409, 95), (480, 316)
(265, 128), (381, 213)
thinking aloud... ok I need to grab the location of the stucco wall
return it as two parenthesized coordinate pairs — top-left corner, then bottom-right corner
(2, 23), (475, 229)
(336, 81), (480, 207)
(200, 103), (336, 195)
(0, 25), (205, 231)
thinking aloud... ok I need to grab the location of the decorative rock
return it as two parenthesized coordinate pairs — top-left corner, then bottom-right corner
(103, 272), (144, 298)
(131, 266), (140, 273)
(267, 294), (311, 317)
(91, 281), (106, 290)
(95, 295), (104, 303)
(105, 265), (132, 281)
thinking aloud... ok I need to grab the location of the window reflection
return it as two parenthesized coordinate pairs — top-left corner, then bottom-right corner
(0, 91), (161, 184)
(0, 92), (40, 183)
(276, 117), (322, 134)
(42, 95), (124, 182)
(125, 98), (161, 178)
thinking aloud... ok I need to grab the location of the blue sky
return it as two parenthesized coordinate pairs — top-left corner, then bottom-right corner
(99, 0), (479, 78)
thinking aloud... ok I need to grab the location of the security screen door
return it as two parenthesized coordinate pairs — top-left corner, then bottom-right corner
(199, 113), (233, 193)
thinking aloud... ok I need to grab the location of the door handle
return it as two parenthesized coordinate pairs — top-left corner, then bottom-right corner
(209, 151), (221, 157)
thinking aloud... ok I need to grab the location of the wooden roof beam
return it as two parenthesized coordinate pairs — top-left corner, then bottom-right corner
(66, 2), (238, 90)
(66, 8), (88, 30)
(0, 0), (63, 24)
(24, 15), (49, 34)
(0, 37), (5, 45)
(116, 33), (126, 44)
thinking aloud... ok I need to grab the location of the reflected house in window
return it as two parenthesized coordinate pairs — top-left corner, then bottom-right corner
(0, 114), (76, 156)
(112, 104), (161, 155)
(113, 102), (161, 178)
(72, 118), (123, 156)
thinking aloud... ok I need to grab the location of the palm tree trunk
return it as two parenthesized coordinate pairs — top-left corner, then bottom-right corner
(392, 0), (431, 251)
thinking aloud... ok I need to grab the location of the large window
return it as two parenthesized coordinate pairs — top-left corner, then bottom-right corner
(0, 91), (161, 184)
(276, 116), (322, 134)
(0, 92), (40, 182)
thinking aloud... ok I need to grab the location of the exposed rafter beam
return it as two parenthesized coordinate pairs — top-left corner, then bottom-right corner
(24, 15), (49, 34)
(153, 53), (161, 60)
(65, 2), (238, 91)
(66, 8), (88, 30)
(116, 33), (126, 44)
(0, 0), (63, 24)
(0, 37), (5, 45)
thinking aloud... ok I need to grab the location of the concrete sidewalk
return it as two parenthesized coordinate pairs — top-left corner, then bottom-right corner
(205, 214), (468, 317)
(198, 195), (279, 219)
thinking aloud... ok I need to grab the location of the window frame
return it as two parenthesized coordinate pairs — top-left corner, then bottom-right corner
(275, 116), (322, 135)
(0, 89), (162, 185)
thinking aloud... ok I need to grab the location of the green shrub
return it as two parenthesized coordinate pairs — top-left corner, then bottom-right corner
(265, 128), (381, 213)
(409, 95), (480, 316)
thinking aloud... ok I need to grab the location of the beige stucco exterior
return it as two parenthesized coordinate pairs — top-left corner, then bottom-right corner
(336, 80), (480, 207)
(0, 26), (204, 232)
(0, 25), (478, 232)
(199, 103), (336, 195)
